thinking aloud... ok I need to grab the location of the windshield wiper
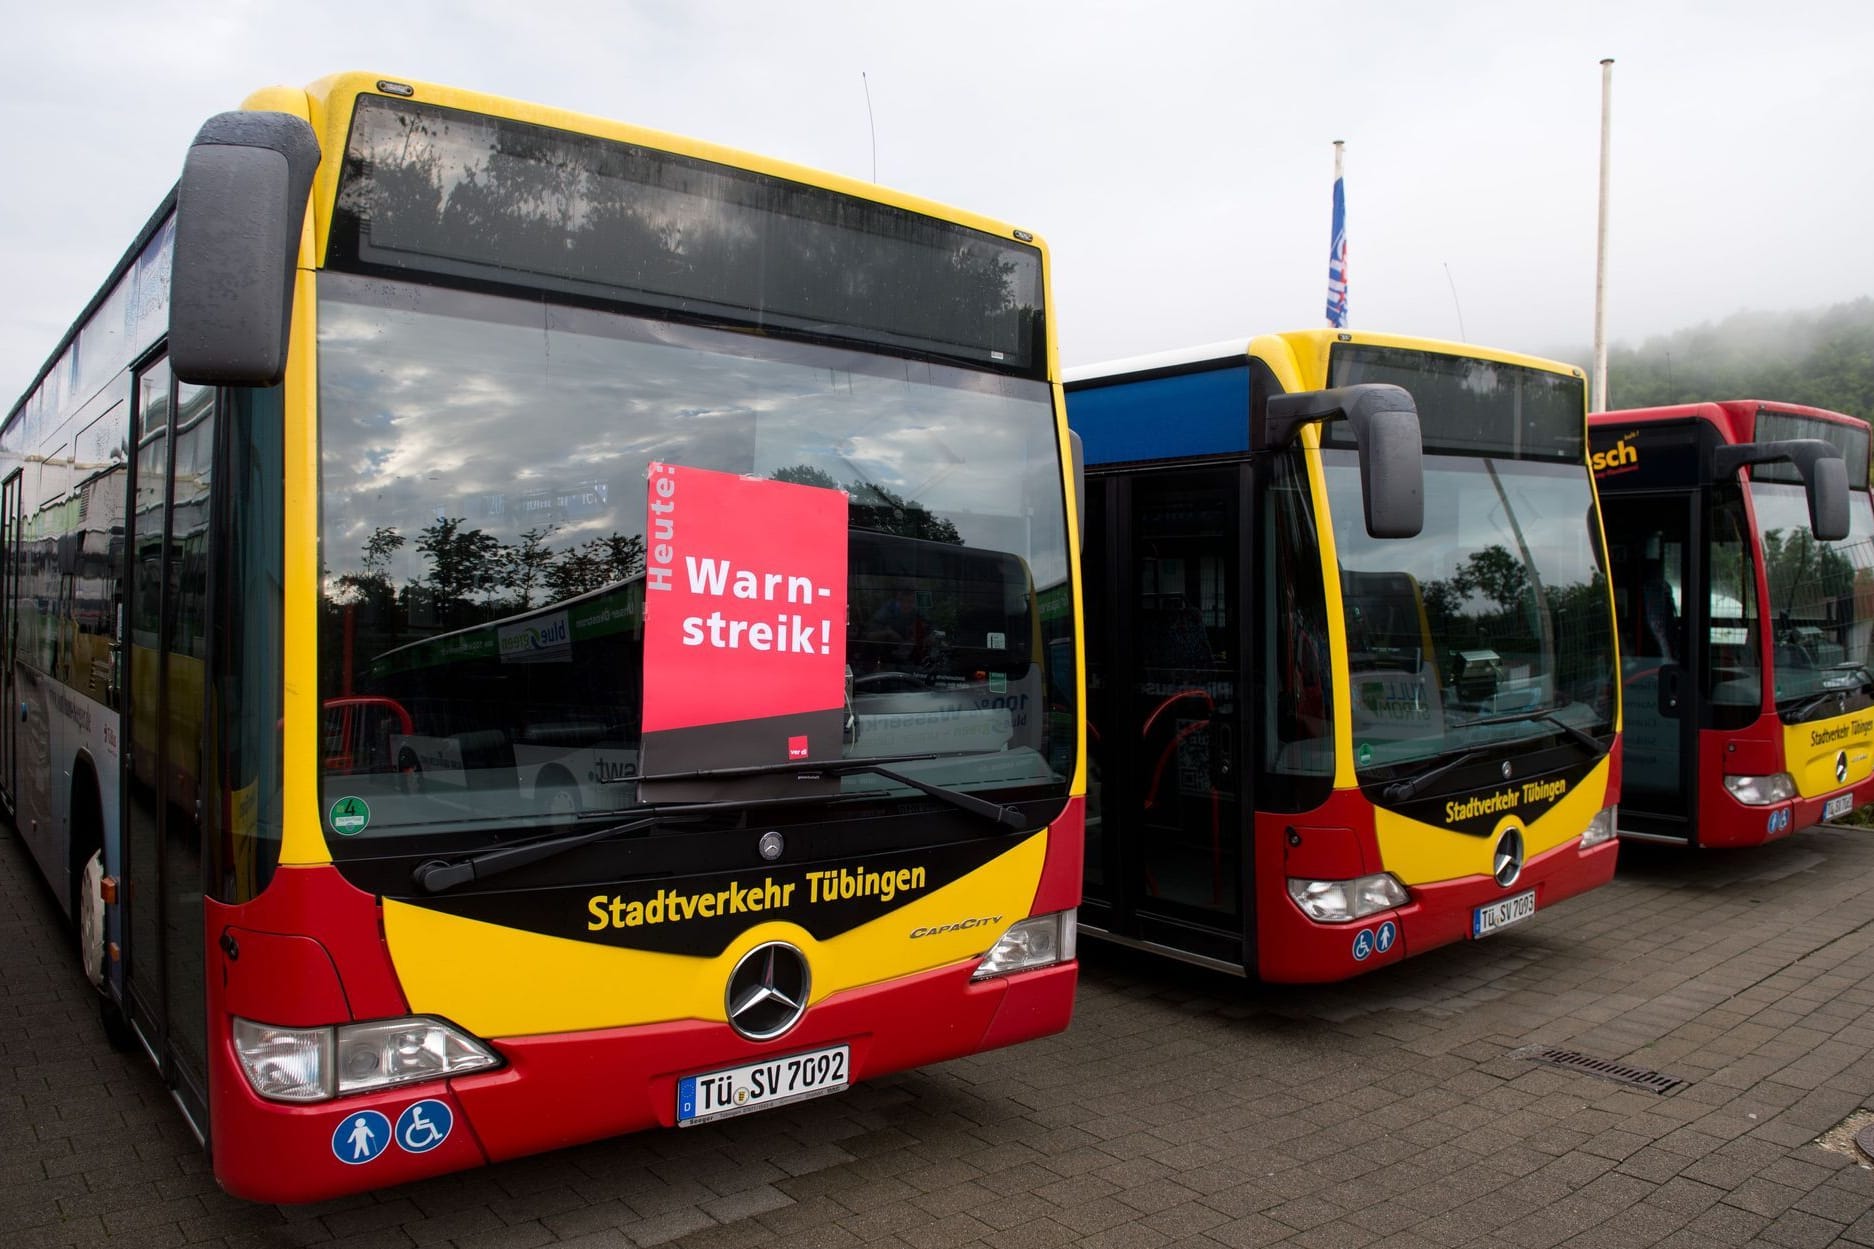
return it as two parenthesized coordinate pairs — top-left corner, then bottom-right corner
(1382, 748), (1494, 804)
(1449, 709), (1607, 756)
(412, 810), (705, 895)
(1381, 711), (1607, 805)
(641, 752), (1028, 833)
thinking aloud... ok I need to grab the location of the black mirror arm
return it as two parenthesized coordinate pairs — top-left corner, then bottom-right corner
(1258, 383), (1424, 540)
(1713, 438), (1850, 541)
(1712, 438), (1840, 485)
(1258, 383), (1417, 453)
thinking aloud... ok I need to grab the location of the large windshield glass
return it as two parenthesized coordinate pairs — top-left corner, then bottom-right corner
(1322, 451), (1616, 774)
(316, 273), (1075, 852)
(1750, 482), (1874, 722)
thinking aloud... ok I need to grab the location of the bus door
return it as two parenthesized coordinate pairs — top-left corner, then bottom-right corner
(0, 468), (20, 807)
(121, 356), (211, 1132)
(1601, 490), (1699, 839)
(1083, 466), (1248, 969)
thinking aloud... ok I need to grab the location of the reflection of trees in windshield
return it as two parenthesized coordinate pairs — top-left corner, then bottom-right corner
(1417, 546), (1537, 668)
(326, 521), (647, 633)
(771, 465), (963, 545)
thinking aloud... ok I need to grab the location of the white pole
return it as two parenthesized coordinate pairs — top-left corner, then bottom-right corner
(1593, 58), (1614, 412)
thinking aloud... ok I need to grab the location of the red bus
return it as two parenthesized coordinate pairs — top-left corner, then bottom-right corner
(5, 73), (1084, 1201)
(1066, 331), (1621, 981)
(1590, 401), (1866, 846)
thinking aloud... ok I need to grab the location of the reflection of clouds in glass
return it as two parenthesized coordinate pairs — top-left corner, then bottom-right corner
(318, 277), (1068, 589)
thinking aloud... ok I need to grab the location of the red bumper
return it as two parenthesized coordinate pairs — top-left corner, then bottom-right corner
(208, 958), (1075, 1203)
(1258, 835), (1618, 983)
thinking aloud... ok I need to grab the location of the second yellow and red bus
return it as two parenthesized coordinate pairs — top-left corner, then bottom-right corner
(1066, 331), (1621, 981)
(1591, 400), (1869, 846)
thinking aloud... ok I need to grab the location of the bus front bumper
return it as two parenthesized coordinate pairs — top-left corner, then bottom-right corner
(1259, 834), (1617, 983)
(209, 958), (1075, 1203)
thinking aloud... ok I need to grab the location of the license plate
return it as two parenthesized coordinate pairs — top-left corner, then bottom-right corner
(1473, 889), (1536, 938)
(677, 1045), (849, 1126)
(1825, 794), (1854, 820)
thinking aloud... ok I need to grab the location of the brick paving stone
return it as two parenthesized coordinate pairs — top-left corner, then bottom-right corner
(12, 807), (1874, 1249)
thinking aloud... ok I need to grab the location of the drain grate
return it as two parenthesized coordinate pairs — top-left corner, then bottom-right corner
(1518, 1046), (1683, 1094)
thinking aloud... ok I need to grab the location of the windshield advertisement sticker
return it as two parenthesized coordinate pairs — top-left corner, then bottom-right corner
(640, 463), (848, 776)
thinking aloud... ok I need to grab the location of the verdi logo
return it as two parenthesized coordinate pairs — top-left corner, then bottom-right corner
(498, 611), (572, 660)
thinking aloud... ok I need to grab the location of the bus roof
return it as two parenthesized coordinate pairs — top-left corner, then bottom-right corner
(1065, 329), (1581, 390)
(1591, 400), (1869, 444)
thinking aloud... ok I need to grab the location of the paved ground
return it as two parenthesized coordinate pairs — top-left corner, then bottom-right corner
(6, 823), (1874, 1248)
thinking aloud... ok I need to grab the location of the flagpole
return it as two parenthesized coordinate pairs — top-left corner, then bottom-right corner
(1593, 58), (1614, 412)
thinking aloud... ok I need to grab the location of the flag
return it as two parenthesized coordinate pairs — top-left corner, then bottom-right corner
(1325, 172), (1349, 328)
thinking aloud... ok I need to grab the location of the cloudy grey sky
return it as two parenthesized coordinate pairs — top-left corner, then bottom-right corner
(3, 0), (1869, 405)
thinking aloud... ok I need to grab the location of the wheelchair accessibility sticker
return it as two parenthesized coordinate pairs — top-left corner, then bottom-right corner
(330, 1101), (452, 1164)
(396, 1100), (453, 1154)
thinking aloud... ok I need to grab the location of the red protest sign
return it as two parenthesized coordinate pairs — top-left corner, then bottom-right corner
(640, 464), (848, 776)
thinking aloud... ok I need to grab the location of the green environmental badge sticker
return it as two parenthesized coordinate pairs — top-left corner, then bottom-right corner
(1356, 742), (1373, 767)
(329, 797), (371, 836)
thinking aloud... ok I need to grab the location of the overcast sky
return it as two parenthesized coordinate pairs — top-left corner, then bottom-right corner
(3, 0), (1870, 405)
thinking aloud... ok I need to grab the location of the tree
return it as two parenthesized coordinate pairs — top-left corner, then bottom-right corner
(416, 517), (506, 616)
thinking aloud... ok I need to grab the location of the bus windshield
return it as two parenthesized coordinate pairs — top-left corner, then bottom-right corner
(315, 273), (1074, 851)
(1750, 481), (1874, 721)
(1322, 453), (1615, 775)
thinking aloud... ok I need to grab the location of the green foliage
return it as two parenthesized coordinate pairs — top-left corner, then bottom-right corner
(1557, 297), (1874, 419)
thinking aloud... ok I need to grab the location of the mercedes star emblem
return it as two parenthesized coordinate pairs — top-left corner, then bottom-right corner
(1493, 827), (1526, 888)
(726, 942), (810, 1041)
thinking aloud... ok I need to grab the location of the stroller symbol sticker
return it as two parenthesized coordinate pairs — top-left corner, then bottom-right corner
(395, 1099), (453, 1154)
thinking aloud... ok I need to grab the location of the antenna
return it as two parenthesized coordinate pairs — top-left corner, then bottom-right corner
(1443, 262), (1468, 341)
(862, 72), (877, 182)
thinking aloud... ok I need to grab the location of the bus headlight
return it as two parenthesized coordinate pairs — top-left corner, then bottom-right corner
(1286, 874), (1409, 924)
(972, 910), (1076, 980)
(1580, 806), (1617, 847)
(1723, 773), (1796, 805)
(232, 1016), (501, 1103)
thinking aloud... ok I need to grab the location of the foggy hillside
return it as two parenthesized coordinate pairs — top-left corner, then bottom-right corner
(1552, 297), (1874, 418)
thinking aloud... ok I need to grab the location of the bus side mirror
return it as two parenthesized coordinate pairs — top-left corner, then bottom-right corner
(170, 111), (321, 387)
(1260, 383), (1424, 539)
(1712, 439), (1850, 542)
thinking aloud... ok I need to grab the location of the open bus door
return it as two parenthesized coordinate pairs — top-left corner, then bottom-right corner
(1082, 465), (1250, 971)
(1600, 491), (1701, 841)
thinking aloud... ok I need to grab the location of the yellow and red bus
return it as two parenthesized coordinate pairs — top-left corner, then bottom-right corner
(1590, 401), (1868, 846)
(1065, 331), (1620, 981)
(4, 74), (1084, 1201)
